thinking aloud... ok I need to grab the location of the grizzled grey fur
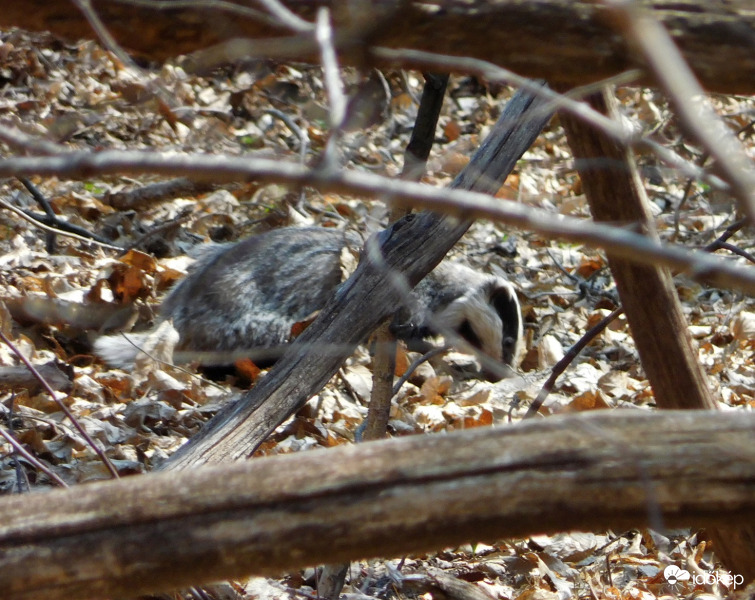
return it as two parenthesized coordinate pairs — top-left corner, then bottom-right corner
(162, 228), (359, 354)
(95, 227), (523, 378)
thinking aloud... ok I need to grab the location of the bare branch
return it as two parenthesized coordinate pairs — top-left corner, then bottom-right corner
(603, 0), (755, 224)
(0, 331), (119, 479)
(371, 48), (729, 192)
(0, 146), (751, 295)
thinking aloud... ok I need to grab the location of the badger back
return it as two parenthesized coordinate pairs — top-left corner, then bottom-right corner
(160, 228), (359, 354)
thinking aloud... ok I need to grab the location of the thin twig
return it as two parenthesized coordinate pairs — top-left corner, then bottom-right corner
(524, 307), (625, 419)
(17, 177), (115, 246)
(392, 346), (448, 397)
(0, 426), (69, 488)
(316, 7), (346, 126)
(18, 176), (55, 219)
(711, 242), (755, 264)
(252, 0), (313, 32)
(18, 176), (58, 252)
(704, 218), (748, 252)
(603, 0), (755, 223)
(116, 333), (229, 394)
(5, 395), (30, 493)
(123, 209), (194, 253)
(0, 197), (123, 251)
(315, 7), (347, 170)
(109, 0), (285, 28)
(0, 331), (120, 479)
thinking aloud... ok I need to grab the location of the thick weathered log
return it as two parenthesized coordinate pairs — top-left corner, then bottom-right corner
(1, 410), (754, 600)
(1, 1), (754, 94)
(162, 83), (553, 470)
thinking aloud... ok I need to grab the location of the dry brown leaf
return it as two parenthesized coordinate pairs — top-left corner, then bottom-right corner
(444, 119), (462, 142)
(155, 267), (185, 293)
(0, 300), (13, 338)
(394, 343), (410, 377)
(438, 151), (470, 176)
(575, 257), (605, 279)
(234, 357), (262, 383)
(567, 390), (610, 412)
(420, 375), (452, 405)
(459, 389), (490, 407)
(290, 313), (317, 339)
(119, 249), (158, 274)
(731, 312), (755, 342)
(96, 374), (133, 401)
(462, 407), (493, 428)
(538, 334), (565, 369)
(107, 262), (151, 303)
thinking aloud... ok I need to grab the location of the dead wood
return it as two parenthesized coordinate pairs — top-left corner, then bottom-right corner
(364, 73), (448, 443)
(0, 361), (72, 394)
(401, 568), (497, 600)
(104, 177), (215, 211)
(560, 89), (716, 411)
(161, 82), (553, 470)
(1, 410), (754, 600)
(0, 1), (753, 95)
(560, 89), (755, 579)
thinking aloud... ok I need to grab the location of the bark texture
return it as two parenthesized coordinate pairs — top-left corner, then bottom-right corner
(560, 89), (755, 580)
(1, 1), (753, 94)
(1, 410), (753, 600)
(560, 90), (716, 411)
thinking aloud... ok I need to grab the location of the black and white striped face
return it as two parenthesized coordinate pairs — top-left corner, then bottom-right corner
(438, 278), (523, 380)
(488, 282), (523, 367)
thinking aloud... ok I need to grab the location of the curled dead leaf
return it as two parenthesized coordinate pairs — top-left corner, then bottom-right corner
(731, 312), (755, 342)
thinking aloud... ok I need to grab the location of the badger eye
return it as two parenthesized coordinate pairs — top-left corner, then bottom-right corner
(457, 320), (482, 349)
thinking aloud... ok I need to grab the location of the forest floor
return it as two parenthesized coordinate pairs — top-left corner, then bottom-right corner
(0, 27), (754, 600)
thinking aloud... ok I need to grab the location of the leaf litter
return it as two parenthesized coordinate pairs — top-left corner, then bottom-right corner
(0, 27), (753, 600)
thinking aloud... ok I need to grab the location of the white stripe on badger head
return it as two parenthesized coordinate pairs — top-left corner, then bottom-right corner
(488, 280), (523, 367)
(436, 290), (505, 362)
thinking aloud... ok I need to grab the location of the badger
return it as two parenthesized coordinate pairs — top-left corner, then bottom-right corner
(94, 227), (523, 379)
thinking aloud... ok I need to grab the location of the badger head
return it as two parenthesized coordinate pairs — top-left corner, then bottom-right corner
(438, 278), (523, 380)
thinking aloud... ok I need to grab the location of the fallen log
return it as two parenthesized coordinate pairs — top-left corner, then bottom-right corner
(1, 410), (753, 600)
(1, 1), (753, 94)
